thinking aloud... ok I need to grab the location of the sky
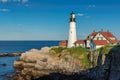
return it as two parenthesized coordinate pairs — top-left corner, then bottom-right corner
(0, 0), (120, 40)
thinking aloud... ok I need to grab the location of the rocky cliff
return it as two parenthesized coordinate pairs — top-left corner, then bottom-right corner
(14, 47), (88, 80)
(13, 45), (120, 80)
(88, 45), (120, 80)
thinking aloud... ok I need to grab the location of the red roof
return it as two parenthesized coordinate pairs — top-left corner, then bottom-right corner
(74, 40), (84, 44)
(86, 32), (98, 40)
(108, 39), (119, 43)
(101, 31), (114, 37)
(90, 32), (98, 36)
(100, 31), (119, 43)
(60, 40), (67, 43)
(59, 40), (67, 47)
(93, 40), (108, 45)
(86, 30), (119, 43)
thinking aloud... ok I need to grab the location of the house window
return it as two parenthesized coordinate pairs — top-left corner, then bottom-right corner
(97, 37), (99, 40)
(101, 37), (103, 40)
(99, 34), (100, 36)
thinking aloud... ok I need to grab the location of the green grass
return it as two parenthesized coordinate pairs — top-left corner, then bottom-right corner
(51, 46), (91, 69)
(51, 47), (67, 53)
(67, 47), (90, 68)
(95, 45), (114, 55)
(67, 46), (89, 54)
(51, 45), (120, 69)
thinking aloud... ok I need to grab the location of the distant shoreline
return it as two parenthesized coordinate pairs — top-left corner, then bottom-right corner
(0, 40), (61, 41)
(0, 53), (21, 57)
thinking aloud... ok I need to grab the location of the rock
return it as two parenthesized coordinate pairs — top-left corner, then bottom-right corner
(88, 45), (120, 80)
(13, 47), (84, 80)
(2, 63), (7, 66)
(108, 47), (120, 80)
(0, 53), (21, 57)
(13, 45), (120, 80)
(14, 61), (24, 70)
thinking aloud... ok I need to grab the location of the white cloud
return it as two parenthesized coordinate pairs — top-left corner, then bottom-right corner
(0, 8), (10, 12)
(0, 0), (9, 3)
(88, 5), (96, 8)
(77, 13), (85, 17)
(77, 13), (91, 19)
(0, 0), (29, 3)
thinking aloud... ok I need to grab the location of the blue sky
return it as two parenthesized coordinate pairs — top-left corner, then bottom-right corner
(0, 0), (120, 40)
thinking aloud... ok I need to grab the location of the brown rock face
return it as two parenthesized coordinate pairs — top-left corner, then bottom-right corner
(14, 47), (83, 80)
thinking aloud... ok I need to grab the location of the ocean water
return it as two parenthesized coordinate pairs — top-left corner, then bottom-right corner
(0, 41), (60, 53)
(0, 41), (60, 79)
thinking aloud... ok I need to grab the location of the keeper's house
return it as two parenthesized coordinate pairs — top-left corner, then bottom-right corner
(59, 29), (119, 50)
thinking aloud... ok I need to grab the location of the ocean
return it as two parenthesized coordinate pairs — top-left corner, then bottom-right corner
(0, 41), (60, 80)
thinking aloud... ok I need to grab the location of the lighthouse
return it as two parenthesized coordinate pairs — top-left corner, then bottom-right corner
(67, 12), (77, 48)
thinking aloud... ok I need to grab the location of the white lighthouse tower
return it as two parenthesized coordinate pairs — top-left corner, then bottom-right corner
(67, 12), (77, 48)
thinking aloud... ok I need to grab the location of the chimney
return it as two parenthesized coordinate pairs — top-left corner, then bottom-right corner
(93, 30), (95, 32)
(107, 29), (109, 32)
(101, 29), (103, 32)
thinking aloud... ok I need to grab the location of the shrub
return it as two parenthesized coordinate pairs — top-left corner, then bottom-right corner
(51, 47), (67, 53)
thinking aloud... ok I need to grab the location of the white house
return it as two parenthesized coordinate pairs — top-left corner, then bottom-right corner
(85, 29), (119, 49)
(60, 29), (119, 50)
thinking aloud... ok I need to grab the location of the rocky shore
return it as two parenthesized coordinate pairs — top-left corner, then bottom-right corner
(13, 45), (120, 80)
(0, 53), (21, 57)
(14, 47), (90, 80)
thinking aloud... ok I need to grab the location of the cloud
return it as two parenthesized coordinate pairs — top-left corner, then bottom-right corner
(0, 0), (29, 3)
(0, 8), (10, 12)
(88, 5), (96, 8)
(76, 13), (91, 19)
(0, 0), (8, 3)
(77, 13), (85, 17)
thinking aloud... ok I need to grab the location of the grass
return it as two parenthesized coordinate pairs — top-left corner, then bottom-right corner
(67, 47), (90, 68)
(95, 45), (114, 55)
(51, 47), (67, 53)
(51, 45), (120, 69)
(52, 46), (91, 69)
(67, 46), (89, 54)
